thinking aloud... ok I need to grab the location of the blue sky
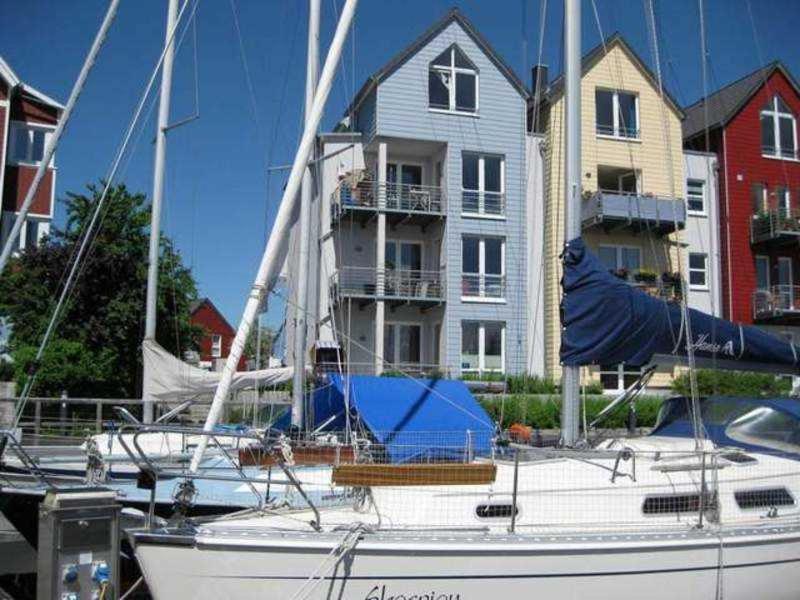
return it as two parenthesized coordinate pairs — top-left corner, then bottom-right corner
(2, 0), (800, 334)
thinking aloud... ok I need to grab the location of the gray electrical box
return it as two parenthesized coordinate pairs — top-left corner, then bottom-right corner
(37, 488), (120, 600)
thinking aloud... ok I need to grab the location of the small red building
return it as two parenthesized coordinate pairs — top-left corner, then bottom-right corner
(0, 55), (63, 252)
(189, 297), (247, 371)
(684, 62), (800, 340)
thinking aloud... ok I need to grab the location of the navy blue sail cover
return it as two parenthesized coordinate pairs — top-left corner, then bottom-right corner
(276, 374), (495, 463)
(560, 237), (800, 372)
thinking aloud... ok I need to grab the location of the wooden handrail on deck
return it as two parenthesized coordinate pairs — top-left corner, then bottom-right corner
(332, 463), (497, 486)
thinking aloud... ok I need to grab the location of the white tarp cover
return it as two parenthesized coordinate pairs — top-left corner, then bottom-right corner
(142, 340), (292, 402)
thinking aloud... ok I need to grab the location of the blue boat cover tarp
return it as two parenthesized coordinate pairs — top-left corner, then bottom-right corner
(560, 237), (800, 372)
(289, 374), (495, 463)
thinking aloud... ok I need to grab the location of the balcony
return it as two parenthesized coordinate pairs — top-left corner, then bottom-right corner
(316, 361), (450, 378)
(753, 286), (800, 323)
(331, 180), (446, 229)
(582, 190), (686, 235)
(461, 191), (505, 218)
(332, 267), (445, 308)
(461, 274), (506, 301)
(751, 209), (800, 245)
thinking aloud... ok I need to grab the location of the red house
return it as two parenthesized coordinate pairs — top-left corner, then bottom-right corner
(0, 55), (63, 252)
(684, 62), (800, 340)
(189, 298), (247, 371)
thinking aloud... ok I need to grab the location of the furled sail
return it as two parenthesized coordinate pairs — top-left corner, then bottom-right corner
(560, 237), (800, 374)
(142, 339), (292, 402)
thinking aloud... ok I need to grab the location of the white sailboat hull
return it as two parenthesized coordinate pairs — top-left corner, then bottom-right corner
(133, 525), (800, 600)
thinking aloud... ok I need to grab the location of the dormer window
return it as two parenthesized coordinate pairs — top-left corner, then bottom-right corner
(761, 95), (797, 159)
(428, 45), (478, 114)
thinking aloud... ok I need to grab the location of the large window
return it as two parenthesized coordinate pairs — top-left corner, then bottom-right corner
(687, 179), (705, 214)
(10, 124), (50, 165)
(598, 245), (641, 281)
(429, 45), (478, 114)
(761, 95), (797, 159)
(595, 89), (639, 138)
(461, 321), (504, 374)
(689, 253), (708, 289)
(462, 236), (505, 299)
(600, 364), (642, 392)
(756, 255), (770, 290)
(462, 153), (504, 216)
(384, 323), (422, 366)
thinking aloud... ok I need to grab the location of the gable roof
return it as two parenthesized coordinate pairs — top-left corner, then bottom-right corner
(189, 297), (235, 334)
(682, 61), (800, 142)
(0, 55), (64, 111)
(345, 7), (529, 115)
(542, 33), (684, 119)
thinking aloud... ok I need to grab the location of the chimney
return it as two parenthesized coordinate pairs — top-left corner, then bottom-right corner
(531, 64), (549, 100)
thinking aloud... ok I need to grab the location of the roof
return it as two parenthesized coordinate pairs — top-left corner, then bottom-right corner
(189, 297), (235, 333)
(542, 33), (684, 119)
(345, 7), (529, 115)
(682, 61), (800, 142)
(0, 55), (65, 111)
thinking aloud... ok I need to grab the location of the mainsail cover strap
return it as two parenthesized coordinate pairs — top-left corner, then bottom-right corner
(560, 237), (800, 374)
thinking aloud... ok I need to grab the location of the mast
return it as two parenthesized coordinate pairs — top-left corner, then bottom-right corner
(142, 0), (179, 424)
(560, 0), (582, 446)
(291, 0), (321, 430)
(189, 0), (358, 473)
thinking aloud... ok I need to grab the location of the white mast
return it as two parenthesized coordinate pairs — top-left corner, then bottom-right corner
(0, 0), (121, 275)
(143, 0), (180, 424)
(291, 0), (321, 429)
(190, 0), (358, 472)
(560, 0), (582, 446)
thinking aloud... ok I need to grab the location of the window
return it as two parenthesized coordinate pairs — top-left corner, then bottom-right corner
(689, 253), (708, 289)
(595, 89), (639, 138)
(600, 364), (642, 392)
(462, 236), (505, 299)
(462, 153), (504, 216)
(461, 321), (504, 374)
(761, 95), (797, 159)
(598, 245), (641, 281)
(752, 182), (768, 214)
(384, 323), (422, 366)
(428, 45), (478, 113)
(756, 255), (770, 290)
(687, 179), (705, 214)
(10, 124), (49, 164)
(734, 488), (794, 510)
(211, 334), (222, 358)
(726, 406), (800, 454)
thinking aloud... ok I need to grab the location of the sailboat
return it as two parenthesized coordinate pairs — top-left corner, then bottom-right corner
(128, 1), (800, 599)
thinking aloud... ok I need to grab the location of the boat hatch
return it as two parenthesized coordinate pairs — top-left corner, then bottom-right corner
(642, 493), (716, 515)
(734, 488), (795, 509)
(475, 503), (519, 519)
(721, 452), (757, 464)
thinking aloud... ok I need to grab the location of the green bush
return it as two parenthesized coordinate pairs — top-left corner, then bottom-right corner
(671, 369), (792, 397)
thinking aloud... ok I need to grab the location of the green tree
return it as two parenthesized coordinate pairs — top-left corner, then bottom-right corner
(244, 325), (279, 366)
(0, 183), (201, 398)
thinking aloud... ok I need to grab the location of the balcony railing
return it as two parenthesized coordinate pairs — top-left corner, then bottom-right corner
(753, 285), (800, 321)
(461, 190), (505, 217)
(596, 124), (640, 139)
(316, 361), (451, 378)
(332, 267), (445, 303)
(751, 209), (800, 244)
(461, 273), (506, 300)
(582, 190), (686, 235)
(332, 180), (446, 220)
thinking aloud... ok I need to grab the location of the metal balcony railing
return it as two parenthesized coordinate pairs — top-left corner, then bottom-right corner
(750, 209), (800, 244)
(461, 190), (505, 217)
(461, 273), (506, 299)
(332, 180), (446, 219)
(582, 190), (685, 235)
(753, 285), (800, 321)
(332, 267), (445, 302)
(316, 361), (451, 378)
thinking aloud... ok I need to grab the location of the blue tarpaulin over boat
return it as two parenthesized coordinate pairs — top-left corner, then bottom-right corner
(280, 374), (495, 463)
(560, 237), (800, 373)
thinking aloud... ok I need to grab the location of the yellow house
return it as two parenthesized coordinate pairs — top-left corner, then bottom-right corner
(533, 34), (686, 392)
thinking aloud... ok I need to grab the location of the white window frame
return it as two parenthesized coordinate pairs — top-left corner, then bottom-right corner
(686, 178), (706, 215)
(688, 252), (709, 290)
(211, 334), (223, 358)
(384, 321), (424, 367)
(8, 121), (55, 167)
(599, 364), (643, 393)
(755, 255), (770, 291)
(461, 153), (505, 218)
(595, 89), (640, 140)
(761, 95), (798, 160)
(597, 244), (642, 280)
(461, 235), (506, 303)
(460, 320), (505, 375)
(428, 45), (479, 115)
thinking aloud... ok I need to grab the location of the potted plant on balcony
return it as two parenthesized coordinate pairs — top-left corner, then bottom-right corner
(633, 268), (657, 284)
(661, 272), (683, 300)
(612, 267), (629, 280)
